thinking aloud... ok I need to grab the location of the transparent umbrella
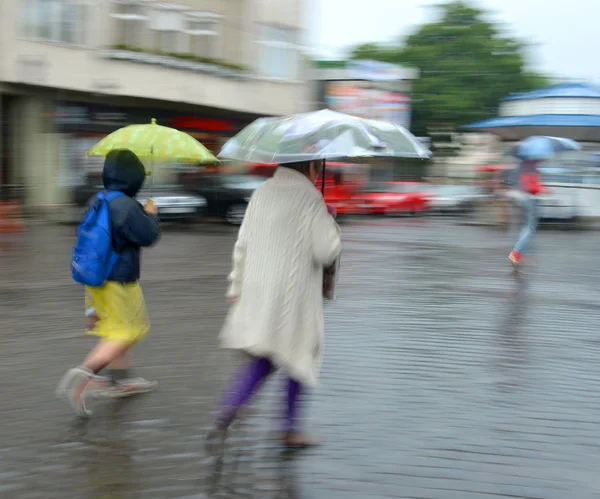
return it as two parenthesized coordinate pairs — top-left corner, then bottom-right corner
(219, 109), (430, 302)
(219, 109), (431, 188)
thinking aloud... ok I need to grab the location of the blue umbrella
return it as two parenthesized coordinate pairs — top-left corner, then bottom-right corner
(513, 136), (580, 160)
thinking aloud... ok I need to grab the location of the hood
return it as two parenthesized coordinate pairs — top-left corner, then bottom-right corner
(102, 149), (146, 197)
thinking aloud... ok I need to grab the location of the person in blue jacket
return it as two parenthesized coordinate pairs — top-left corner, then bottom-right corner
(57, 149), (161, 417)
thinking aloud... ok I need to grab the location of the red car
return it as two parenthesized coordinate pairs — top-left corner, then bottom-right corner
(247, 162), (367, 216)
(316, 179), (363, 216)
(357, 182), (431, 215)
(314, 163), (369, 216)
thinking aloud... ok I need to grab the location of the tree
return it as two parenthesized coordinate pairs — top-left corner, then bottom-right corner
(351, 1), (550, 135)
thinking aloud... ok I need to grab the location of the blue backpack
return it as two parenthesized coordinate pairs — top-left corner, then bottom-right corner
(72, 191), (125, 287)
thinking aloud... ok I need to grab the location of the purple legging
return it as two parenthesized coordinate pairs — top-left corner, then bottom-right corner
(217, 357), (303, 433)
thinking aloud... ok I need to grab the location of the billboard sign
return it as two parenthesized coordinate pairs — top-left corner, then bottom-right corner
(347, 60), (407, 81)
(324, 82), (412, 130)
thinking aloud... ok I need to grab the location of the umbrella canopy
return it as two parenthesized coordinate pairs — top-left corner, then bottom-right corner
(86, 118), (218, 164)
(218, 109), (431, 164)
(513, 136), (580, 161)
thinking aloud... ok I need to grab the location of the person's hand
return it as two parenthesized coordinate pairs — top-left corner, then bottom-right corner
(229, 296), (239, 305)
(144, 198), (158, 215)
(326, 204), (337, 219)
(85, 313), (99, 331)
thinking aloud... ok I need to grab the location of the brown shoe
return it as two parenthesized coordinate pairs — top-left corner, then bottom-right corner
(283, 432), (322, 451)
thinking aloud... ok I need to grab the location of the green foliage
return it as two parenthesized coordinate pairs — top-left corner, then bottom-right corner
(108, 44), (247, 72)
(351, 1), (550, 135)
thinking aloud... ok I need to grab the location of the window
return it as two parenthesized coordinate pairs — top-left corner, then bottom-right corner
(58, 2), (78, 44)
(258, 25), (299, 79)
(111, 0), (149, 48)
(20, 0), (88, 45)
(184, 13), (222, 59)
(150, 5), (186, 53)
(36, 0), (54, 39)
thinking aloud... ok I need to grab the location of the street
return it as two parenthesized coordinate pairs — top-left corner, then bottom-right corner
(1, 218), (600, 498)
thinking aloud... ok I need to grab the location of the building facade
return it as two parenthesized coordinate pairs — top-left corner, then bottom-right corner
(464, 83), (600, 144)
(0, 0), (311, 210)
(464, 83), (600, 219)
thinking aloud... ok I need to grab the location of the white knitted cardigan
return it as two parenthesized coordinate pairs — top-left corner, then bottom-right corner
(219, 167), (341, 386)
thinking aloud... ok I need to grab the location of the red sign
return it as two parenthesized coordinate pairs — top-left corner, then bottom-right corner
(170, 117), (236, 132)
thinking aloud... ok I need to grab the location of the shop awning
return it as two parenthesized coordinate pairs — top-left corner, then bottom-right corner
(462, 114), (600, 142)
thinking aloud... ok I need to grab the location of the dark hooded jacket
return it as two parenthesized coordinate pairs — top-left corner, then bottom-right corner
(92, 149), (160, 283)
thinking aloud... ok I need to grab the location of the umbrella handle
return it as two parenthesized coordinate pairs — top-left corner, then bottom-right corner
(148, 151), (154, 198)
(321, 159), (326, 195)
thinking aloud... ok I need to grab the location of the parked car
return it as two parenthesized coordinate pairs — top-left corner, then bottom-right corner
(537, 168), (582, 223)
(135, 187), (207, 222)
(535, 189), (580, 222)
(356, 182), (430, 216)
(74, 178), (207, 223)
(188, 173), (266, 225)
(426, 185), (487, 214)
(248, 162), (368, 218)
(315, 179), (363, 217)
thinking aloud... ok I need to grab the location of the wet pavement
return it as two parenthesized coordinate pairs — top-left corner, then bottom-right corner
(1, 217), (600, 498)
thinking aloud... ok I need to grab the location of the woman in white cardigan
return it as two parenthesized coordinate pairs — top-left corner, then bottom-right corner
(208, 160), (341, 450)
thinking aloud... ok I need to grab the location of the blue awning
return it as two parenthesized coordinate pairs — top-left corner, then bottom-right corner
(464, 114), (600, 129)
(462, 114), (600, 141)
(503, 83), (600, 101)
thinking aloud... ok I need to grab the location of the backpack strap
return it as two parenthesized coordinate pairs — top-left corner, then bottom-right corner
(98, 191), (126, 253)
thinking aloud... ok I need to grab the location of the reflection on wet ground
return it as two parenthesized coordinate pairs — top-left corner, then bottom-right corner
(2, 218), (600, 498)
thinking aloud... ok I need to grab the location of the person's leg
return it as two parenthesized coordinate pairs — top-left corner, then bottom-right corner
(57, 281), (152, 416)
(283, 377), (319, 448)
(105, 351), (130, 386)
(56, 340), (131, 417)
(101, 350), (158, 398)
(513, 197), (537, 255)
(108, 351), (130, 370)
(216, 357), (274, 429)
(285, 378), (302, 435)
(83, 340), (131, 373)
(206, 357), (274, 456)
(510, 195), (536, 267)
(96, 282), (155, 397)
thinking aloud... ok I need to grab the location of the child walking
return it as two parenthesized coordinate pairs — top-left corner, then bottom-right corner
(57, 149), (161, 417)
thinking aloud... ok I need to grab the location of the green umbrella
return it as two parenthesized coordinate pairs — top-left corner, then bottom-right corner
(86, 118), (218, 164)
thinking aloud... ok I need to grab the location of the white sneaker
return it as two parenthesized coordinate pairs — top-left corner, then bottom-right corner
(95, 377), (158, 399)
(56, 367), (102, 417)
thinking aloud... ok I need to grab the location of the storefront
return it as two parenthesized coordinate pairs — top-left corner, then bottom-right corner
(50, 102), (247, 189)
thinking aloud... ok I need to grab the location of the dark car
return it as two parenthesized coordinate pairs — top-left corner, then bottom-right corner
(74, 176), (207, 223)
(189, 173), (266, 225)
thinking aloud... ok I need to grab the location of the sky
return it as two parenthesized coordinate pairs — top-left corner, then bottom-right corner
(310, 0), (600, 83)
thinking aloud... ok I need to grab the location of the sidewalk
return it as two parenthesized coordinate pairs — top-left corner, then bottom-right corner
(1, 219), (600, 498)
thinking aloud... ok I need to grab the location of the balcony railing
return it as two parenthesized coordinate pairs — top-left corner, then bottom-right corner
(101, 45), (248, 80)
